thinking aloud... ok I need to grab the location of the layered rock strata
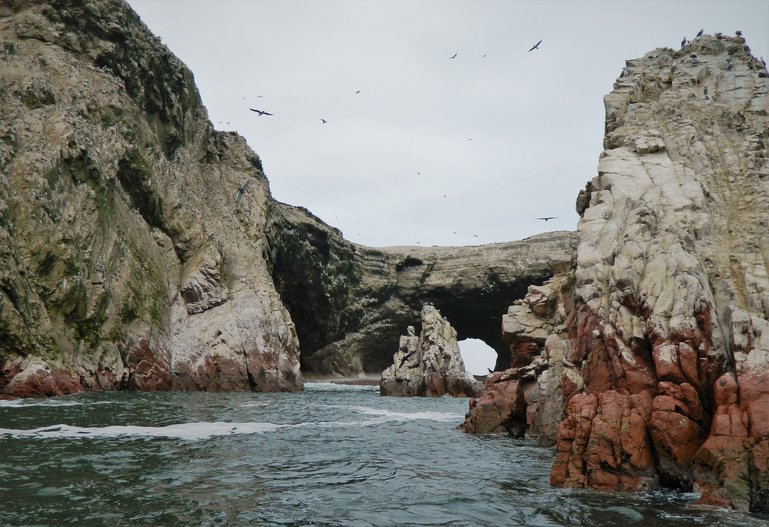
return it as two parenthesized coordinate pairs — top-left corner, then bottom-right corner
(463, 34), (769, 512)
(380, 305), (482, 397)
(265, 202), (576, 376)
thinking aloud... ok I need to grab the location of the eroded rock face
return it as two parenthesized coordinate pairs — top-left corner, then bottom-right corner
(464, 35), (769, 512)
(558, 35), (769, 511)
(265, 202), (577, 376)
(0, 0), (301, 394)
(381, 305), (482, 397)
(462, 272), (582, 441)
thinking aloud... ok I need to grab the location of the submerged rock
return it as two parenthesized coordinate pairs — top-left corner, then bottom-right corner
(381, 305), (482, 397)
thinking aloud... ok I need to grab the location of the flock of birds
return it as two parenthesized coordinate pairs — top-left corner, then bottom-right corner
(241, 39), (558, 227)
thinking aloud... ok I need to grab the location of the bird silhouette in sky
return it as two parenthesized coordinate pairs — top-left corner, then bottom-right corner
(355, 90), (360, 94)
(528, 39), (542, 52)
(537, 216), (557, 221)
(321, 118), (327, 124)
(450, 53), (458, 59)
(249, 108), (272, 116)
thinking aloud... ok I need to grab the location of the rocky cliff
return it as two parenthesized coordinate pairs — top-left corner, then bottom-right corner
(464, 34), (769, 513)
(0, 0), (575, 396)
(265, 202), (575, 376)
(0, 0), (305, 395)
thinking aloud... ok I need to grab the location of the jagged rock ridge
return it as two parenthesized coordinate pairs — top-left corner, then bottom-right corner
(463, 34), (769, 513)
(380, 304), (482, 397)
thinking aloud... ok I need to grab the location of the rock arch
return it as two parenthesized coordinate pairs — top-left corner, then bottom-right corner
(264, 202), (577, 376)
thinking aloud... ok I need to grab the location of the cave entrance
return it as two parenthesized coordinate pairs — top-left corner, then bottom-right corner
(458, 338), (498, 377)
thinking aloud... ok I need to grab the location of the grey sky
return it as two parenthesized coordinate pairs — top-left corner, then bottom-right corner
(124, 1), (767, 373)
(126, 0), (768, 249)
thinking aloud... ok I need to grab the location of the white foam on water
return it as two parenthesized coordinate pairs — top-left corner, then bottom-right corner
(303, 382), (379, 392)
(349, 406), (464, 422)
(0, 421), (285, 440)
(0, 399), (84, 408)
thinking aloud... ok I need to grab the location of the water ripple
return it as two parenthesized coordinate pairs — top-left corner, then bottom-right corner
(0, 388), (765, 526)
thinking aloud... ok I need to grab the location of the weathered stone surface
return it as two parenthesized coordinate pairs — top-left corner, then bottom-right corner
(265, 202), (577, 376)
(381, 305), (482, 397)
(554, 35), (769, 511)
(464, 35), (769, 512)
(462, 272), (582, 442)
(0, 0), (302, 393)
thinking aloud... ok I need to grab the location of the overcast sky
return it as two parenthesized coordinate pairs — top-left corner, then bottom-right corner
(126, 0), (767, 249)
(124, 1), (767, 374)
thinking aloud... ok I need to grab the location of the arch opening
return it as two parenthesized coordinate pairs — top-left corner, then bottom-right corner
(458, 338), (498, 377)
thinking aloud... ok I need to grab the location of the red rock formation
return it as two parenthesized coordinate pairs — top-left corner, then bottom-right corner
(550, 34), (769, 512)
(464, 35), (769, 513)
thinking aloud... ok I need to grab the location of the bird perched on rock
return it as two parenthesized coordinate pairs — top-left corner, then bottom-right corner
(528, 39), (542, 52)
(671, 61), (677, 74)
(407, 326), (416, 336)
(704, 83), (709, 100)
(696, 28), (704, 37)
(736, 30), (743, 37)
(681, 36), (687, 47)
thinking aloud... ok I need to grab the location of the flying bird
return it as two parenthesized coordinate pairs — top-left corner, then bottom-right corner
(528, 39), (542, 52)
(696, 29), (704, 37)
(450, 52), (458, 59)
(399, 349), (417, 368)
(235, 180), (252, 203)
(537, 216), (557, 221)
(355, 90), (360, 94)
(321, 118), (327, 124)
(249, 108), (273, 116)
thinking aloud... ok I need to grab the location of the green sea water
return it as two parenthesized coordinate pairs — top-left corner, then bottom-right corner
(0, 384), (765, 526)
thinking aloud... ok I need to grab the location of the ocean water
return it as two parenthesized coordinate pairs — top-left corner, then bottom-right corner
(0, 384), (764, 527)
